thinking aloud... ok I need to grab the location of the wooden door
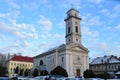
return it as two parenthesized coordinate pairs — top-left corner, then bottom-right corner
(76, 69), (80, 77)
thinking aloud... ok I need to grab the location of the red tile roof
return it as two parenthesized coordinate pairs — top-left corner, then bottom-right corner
(11, 55), (33, 62)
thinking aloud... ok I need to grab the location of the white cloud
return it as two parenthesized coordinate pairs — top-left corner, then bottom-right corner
(60, 0), (81, 9)
(88, 41), (120, 58)
(58, 21), (65, 28)
(21, 41), (30, 47)
(0, 22), (16, 34)
(0, 43), (20, 52)
(14, 31), (25, 39)
(0, 10), (20, 20)
(114, 4), (120, 13)
(82, 27), (99, 37)
(0, 35), (4, 40)
(87, 0), (103, 4)
(82, 15), (102, 26)
(38, 16), (52, 32)
(101, 5), (120, 19)
(37, 0), (52, 9)
(27, 33), (38, 39)
(7, 0), (20, 9)
(23, 2), (39, 10)
(115, 24), (120, 30)
(0, 13), (10, 18)
(0, 19), (38, 40)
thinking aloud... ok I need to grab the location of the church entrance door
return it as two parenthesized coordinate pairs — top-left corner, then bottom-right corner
(76, 69), (80, 77)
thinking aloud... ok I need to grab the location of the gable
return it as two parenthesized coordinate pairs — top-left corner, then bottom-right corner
(66, 43), (89, 53)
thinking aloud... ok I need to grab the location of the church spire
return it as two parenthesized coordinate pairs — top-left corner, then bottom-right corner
(64, 8), (82, 45)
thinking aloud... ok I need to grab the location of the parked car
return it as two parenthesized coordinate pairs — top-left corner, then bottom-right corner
(17, 76), (29, 80)
(0, 77), (9, 80)
(46, 75), (64, 80)
(57, 77), (69, 80)
(34, 76), (48, 80)
(84, 78), (104, 80)
(75, 78), (83, 80)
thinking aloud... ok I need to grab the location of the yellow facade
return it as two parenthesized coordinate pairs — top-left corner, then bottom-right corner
(7, 60), (33, 78)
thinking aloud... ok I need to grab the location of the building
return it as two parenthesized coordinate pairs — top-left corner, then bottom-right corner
(7, 55), (33, 78)
(33, 8), (89, 77)
(90, 55), (120, 74)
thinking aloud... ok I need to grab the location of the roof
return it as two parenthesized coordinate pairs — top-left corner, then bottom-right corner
(90, 55), (120, 65)
(66, 8), (79, 14)
(10, 55), (33, 62)
(34, 43), (89, 59)
(34, 44), (66, 59)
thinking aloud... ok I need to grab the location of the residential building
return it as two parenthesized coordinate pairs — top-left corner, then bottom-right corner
(90, 55), (120, 74)
(7, 55), (33, 78)
(33, 8), (89, 77)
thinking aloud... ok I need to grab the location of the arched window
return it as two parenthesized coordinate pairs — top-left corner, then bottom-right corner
(75, 21), (77, 25)
(40, 60), (43, 66)
(75, 13), (77, 17)
(75, 26), (78, 33)
(68, 27), (70, 33)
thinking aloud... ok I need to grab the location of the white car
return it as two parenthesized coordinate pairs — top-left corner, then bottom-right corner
(57, 77), (69, 80)
(34, 76), (48, 80)
(17, 77), (29, 80)
(84, 78), (104, 80)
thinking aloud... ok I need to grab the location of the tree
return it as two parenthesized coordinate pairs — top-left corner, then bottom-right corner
(14, 66), (19, 74)
(102, 72), (110, 79)
(0, 65), (7, 77)
(24, 69), (29, 76)
(83, 69), (95, 78)
(19, 69), (24, 76)
(50, 66), (68, 77)
(32, 68), (39, 77)
(40, 70), (49, 76)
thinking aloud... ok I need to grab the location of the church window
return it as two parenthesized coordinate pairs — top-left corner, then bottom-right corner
(68, 27), (70, 33)
(118, 65), (120, 68)
(75, 13), (77, 17)
(111, 65), (113, 69)
(68, 22), (70, 26)
(69, 39), (70, 43)
(11, 68), (12, 71)
(115, 65), (117, 69)
(11, 63), (13, 65)
(75, 26), (78, 33)
(75, 21), (77, 25)
(40, 60), (43, 66)
(76, 39), (78, 41)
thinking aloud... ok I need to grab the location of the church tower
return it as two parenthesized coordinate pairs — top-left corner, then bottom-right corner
(64, 8), (82, 45)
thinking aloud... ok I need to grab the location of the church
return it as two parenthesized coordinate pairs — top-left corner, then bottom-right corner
(33, 8), (89, 77)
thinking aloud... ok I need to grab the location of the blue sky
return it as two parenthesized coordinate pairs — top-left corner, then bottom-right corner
(0, 0), (120, 58)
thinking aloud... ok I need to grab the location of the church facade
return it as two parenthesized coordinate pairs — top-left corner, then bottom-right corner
(33, 8), (89, 77)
